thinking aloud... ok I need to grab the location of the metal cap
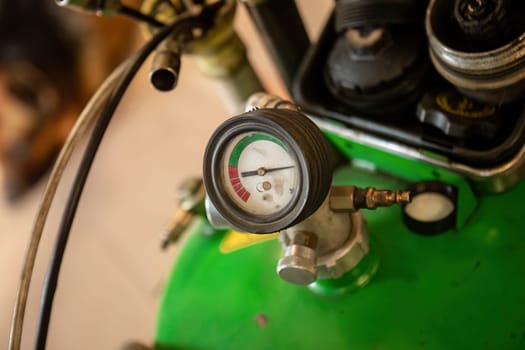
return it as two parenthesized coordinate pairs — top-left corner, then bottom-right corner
(277, 245), (317, 285)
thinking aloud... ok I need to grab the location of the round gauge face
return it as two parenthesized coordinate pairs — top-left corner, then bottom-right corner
(220, 132), (298, 217)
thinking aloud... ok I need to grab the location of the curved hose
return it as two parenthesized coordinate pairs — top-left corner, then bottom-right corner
(8, 55), (133, 350)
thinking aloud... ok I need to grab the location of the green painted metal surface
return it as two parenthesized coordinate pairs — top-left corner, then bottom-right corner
(155, 157), (525, 349)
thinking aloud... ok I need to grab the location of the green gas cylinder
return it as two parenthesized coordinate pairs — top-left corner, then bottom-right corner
(155, 132), (525, 350)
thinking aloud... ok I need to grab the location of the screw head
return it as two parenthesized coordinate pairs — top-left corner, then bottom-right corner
(277, 245), (317, 285)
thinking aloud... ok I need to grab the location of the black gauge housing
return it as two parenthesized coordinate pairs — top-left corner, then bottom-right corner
(203, 109), (332, 233)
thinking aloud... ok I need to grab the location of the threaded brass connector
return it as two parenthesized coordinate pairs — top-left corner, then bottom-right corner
(353, 187), (411, 210)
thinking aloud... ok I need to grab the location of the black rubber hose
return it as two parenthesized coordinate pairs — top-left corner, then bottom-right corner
(34, 14), (208, 350)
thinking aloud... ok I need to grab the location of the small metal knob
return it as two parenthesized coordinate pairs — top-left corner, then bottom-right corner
(353, 187), (411, 210)
(277, 232), (318, 285)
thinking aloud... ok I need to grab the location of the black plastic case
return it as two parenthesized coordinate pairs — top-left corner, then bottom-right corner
(292, 14), (525, 167)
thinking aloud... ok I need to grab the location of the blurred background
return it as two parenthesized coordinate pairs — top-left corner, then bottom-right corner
(0, 1), (330, 349)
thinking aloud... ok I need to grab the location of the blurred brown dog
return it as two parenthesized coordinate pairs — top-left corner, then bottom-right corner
(0, 1), (138, 201)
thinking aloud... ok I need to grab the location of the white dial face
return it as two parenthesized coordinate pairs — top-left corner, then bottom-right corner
(221, 132), (298, 217)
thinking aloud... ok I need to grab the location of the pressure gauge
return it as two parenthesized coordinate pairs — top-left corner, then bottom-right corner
(203, 109), (332, 233)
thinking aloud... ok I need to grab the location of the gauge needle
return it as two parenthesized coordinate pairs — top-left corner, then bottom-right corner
(241, 165), (295, 178)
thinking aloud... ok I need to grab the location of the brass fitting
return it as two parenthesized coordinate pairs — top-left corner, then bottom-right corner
(353, 187), (411, 210)
(330, 186), (411, 212)
(161, 177), (206, 249)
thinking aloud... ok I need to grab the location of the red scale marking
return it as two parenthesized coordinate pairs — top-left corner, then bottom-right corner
(228, 166), (250, 202)
(229, 166), (239, 178)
